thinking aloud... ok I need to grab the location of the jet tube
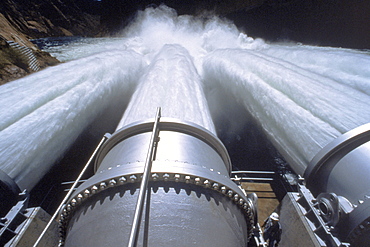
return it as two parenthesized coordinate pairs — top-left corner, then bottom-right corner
(304, 123), (370, 246)
(59, 117), (255, 246)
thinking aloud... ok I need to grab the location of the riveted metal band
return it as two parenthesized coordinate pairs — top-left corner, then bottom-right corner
(58, 170), (254, 245)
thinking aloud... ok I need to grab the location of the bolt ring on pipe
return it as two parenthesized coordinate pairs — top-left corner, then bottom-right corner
(58, 118), (254, 245)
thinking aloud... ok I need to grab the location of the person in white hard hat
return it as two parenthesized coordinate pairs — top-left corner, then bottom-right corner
(262, 212), (282, 247)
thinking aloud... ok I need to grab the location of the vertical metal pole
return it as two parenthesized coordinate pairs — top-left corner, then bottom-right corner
(33, 134), (110, 247)
(128, 107), (161, 247)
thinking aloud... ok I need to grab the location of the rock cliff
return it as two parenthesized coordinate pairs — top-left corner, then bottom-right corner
(0, 0), (101, 84)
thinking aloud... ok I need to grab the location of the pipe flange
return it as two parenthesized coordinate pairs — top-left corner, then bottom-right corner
(58, 172), (255, 244)
(304, 123), (370, 195)
(94, 118), (232, 174)
(316, 193), (340, 227)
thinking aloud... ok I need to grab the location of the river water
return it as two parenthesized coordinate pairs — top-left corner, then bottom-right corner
(1, 5), (370, 191)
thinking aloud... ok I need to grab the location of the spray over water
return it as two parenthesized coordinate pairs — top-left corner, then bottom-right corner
(1, 5), (370, 189)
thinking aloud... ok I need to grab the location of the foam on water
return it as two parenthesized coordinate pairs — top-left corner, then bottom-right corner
(203, 49), (370, 174)
(262, 45), (370, 95)
(1, 4), (370, 189)
(0, 50), (145, 190)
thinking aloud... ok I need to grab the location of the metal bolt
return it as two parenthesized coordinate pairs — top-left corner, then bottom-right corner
(239, 199), (244, 205)
(118, 176), (126, 184)
(84, 189), (90, 198)
(109, 179), (117, 187)
(185, 176), (191, 183)
(91, 185), (98, 194)
(204, 180), (210, 188)
(221, 186), (227, 194)
(174, 174), (181, 182)
(163, 173), (170, 181)
(234, 194), (239, 201)
(100, 182), (107, 190)
(77, 194), (83, 202)
(227, 190), (234, 198)
(152, 173), (159, 181)
(195, 177), (201, 185)
(58, 240), (64, 247)
(212, 183), (219, 190)
(130, 175), (137, 183)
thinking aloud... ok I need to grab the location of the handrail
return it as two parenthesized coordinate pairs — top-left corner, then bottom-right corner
(128, 107), (161, 247)
(33, 134), (110, 247)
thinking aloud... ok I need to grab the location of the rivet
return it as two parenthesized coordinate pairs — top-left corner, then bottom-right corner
(195, 177), (201, 185)
(359, 200), (364, 204)
(77, 194), (83, 202)
(108, 167), (112, 170)
(204, 180), (210, 188)
(119, 177), (126, 184)
(71, 199), (77, 206)
(130, 175), (137, 183)
(174, 174), (181, 182)
(227, 190), (234, 198)
(84, 189), (90, 198)
(109, 179), (117, 187)
(91, 185), (98, 194)
(212, 183), (219, 190)
(152, 173), (159, 181)
(243, 202), (248, 210)
(66, 204), (72, 211)
(221, 186), (227, 194)
(234, 194), (239, 201)
(163, 173), (170, 181)
(239, 198), (244, 205)
(100, 182), (107, 190)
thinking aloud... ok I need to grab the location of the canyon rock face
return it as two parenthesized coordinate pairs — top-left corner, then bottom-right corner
(0, 0), (101, 39)
(0, 0), (101, 84)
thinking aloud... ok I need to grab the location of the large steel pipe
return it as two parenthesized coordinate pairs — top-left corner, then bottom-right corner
(304, 123), (370, 245)
(59, 118), (254, 246)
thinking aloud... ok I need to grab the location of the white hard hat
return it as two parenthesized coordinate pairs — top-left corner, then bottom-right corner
(270, 212), (279, 221)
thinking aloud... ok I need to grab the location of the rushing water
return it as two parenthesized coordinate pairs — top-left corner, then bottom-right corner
(1, 5), (370, 190)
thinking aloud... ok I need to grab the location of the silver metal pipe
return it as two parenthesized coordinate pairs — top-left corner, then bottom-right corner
(304, 123), (370, 245)
(59, 118), (255, 246)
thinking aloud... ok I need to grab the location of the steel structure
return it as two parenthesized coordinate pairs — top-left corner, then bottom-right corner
(58, 113), (256, 246)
